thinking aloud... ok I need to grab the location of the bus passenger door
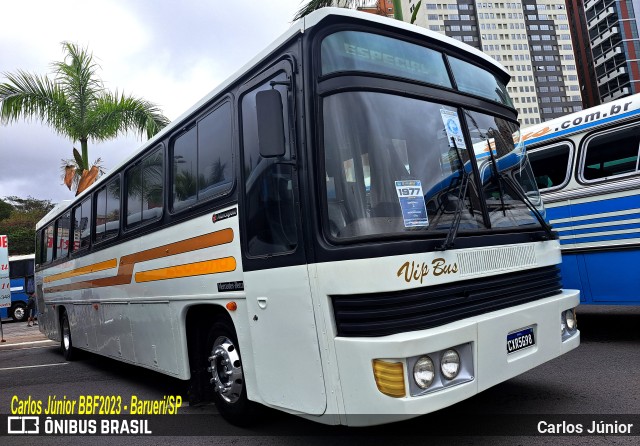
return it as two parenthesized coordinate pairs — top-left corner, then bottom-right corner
(238, 61), (327, 415)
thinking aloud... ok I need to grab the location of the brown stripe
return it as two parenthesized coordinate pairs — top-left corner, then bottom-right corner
(44, 228), (234, 293)
(44, 259), (118, 283)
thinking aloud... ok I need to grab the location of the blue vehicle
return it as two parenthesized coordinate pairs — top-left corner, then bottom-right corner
(524, 94), (640, 305)
(0, 254), (35, 321)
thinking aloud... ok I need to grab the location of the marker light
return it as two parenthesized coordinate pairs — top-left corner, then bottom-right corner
(413, 356), (435, 389)
(226, 302), (238, 311)
(373, 360), (406, 398)
(441, 349), (461, 380)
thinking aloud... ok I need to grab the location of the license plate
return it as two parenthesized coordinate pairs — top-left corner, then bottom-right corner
(507, 327), (535, 354)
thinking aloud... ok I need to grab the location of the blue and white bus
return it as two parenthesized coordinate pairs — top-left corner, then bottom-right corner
(0, 254), (35, 321)
(524, 93), (640, 305)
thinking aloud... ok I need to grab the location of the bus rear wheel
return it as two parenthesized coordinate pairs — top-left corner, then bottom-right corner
(205, 319), (258, 425)
(60, 311), (77, 361)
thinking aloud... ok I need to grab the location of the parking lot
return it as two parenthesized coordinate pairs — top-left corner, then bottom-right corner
(0, 306), (639, 445)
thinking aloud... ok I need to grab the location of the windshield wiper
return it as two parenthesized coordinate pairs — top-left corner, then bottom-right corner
(486, 138), (507, 217)
(438, 138), (471, 251)
(484, 137), (555, 240)
(496, 172), (557, 240)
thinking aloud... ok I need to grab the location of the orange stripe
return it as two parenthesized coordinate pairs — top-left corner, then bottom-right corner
(44, 228), (234, 293)
(44, 259), (118, 283)
(135, 257), (236, 283)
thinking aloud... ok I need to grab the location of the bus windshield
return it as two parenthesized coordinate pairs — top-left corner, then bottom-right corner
(322, 91), (541, 240)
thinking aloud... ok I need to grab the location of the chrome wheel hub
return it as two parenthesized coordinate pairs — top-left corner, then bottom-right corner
(208, 336), (243, 404)
(62, 319), (71, 350)
(14, 307), (25, 321)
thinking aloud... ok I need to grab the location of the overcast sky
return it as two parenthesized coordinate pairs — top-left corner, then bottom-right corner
(0, 0), (303, 204)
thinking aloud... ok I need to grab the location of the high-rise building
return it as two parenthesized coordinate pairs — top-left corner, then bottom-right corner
(582, 0), (640, 102)
(401, 1), (584, 126)
(566, 0), (600, 108)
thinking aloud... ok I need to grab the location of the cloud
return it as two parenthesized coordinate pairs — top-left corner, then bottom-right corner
(0, 0), (301, 203)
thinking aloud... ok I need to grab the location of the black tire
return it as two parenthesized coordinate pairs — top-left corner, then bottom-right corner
(60, 311), (77, 361)
(204, 318), (258, 426)
(11, 302), (27, 322)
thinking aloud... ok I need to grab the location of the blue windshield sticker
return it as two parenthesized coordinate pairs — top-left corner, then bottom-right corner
(395, 180), (429, 228)
(440, 109), (466, 149)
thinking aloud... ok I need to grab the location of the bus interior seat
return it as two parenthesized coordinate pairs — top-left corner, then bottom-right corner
(369, 142), (408, 218)
(536, 175), (553, 189)
(325, 156), (349, 235)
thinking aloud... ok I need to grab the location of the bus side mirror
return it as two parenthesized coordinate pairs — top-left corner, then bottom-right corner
(256, 89), (286, 158)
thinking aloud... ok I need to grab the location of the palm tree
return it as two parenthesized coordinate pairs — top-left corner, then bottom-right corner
(0, 42), (170, 195)
(294, 0), (404, 21)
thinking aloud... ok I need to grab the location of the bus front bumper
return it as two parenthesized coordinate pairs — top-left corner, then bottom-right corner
(333, 290), (580, 426)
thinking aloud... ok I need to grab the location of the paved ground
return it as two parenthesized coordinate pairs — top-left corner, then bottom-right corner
(0, 318), (54, 348)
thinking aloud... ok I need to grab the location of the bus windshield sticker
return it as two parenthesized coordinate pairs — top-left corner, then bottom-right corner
(440, 109), (466, 150)
(395, 180), (429, 228)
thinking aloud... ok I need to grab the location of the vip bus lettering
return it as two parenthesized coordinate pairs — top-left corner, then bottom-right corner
(397, 261), (430, 284)
(397, 258), (459, 283)
(432, 258), (459, 276)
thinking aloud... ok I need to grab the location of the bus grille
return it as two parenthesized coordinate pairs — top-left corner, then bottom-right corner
(331, 265), (562, 337)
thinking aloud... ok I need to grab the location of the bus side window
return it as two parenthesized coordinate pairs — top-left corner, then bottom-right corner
(582, 123), (640, 181)
(95, 177), (120, 242)
(54, 212), (71, 259)
(126, 147), (163, 228)
(69, 198), (92, 253)
(528, 143), (572, 190)
(241, 72), (298, 257)
(44, 224), (55, 263)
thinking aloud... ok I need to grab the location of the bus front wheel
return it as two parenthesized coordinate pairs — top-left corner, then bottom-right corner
(60, 312), (77, 361)
(11, 302), (27, 322)
(205, 319), (258, 425)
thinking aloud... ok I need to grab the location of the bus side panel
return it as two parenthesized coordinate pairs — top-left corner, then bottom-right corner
(71, 303), (99, 351)
(130, 303), (178, 373)
(581, 249), (640, 304)
(545, 189), (640, 305)
(243, 266), (327, 415)
(557, 254), (589, 304)
(97, 303), (135, 362)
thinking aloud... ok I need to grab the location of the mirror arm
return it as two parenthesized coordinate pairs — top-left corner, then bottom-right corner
(270, 80), (292, 89)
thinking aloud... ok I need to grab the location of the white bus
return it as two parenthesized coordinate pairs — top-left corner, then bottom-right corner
(35, 8), (579, 426)
(523, 93), (640, 305)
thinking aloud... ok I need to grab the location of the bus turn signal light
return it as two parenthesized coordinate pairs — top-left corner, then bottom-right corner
(372, 360), (406, 398)
(226, 302), (237, 311)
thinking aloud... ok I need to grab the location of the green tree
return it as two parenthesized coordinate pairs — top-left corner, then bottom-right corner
(0, 42), (170, 194)
(0, 196), (54, 255)
(294, 0), (404, 21)
(0, 199), (13, 221)
(3, 196), (54, 214)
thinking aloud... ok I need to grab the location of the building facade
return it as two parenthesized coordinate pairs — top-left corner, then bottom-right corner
(566, 0), (600, 108)
(583, 0), (640, 102)
(401, 0), (584, 126)
(358, 0), (396, 17)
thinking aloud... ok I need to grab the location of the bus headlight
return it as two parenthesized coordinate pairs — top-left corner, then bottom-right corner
(441, 349), (461, 380)
(413, 356), (435, 389)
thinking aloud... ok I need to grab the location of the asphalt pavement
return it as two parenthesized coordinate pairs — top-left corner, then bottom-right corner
(0, 318), (54, 348)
